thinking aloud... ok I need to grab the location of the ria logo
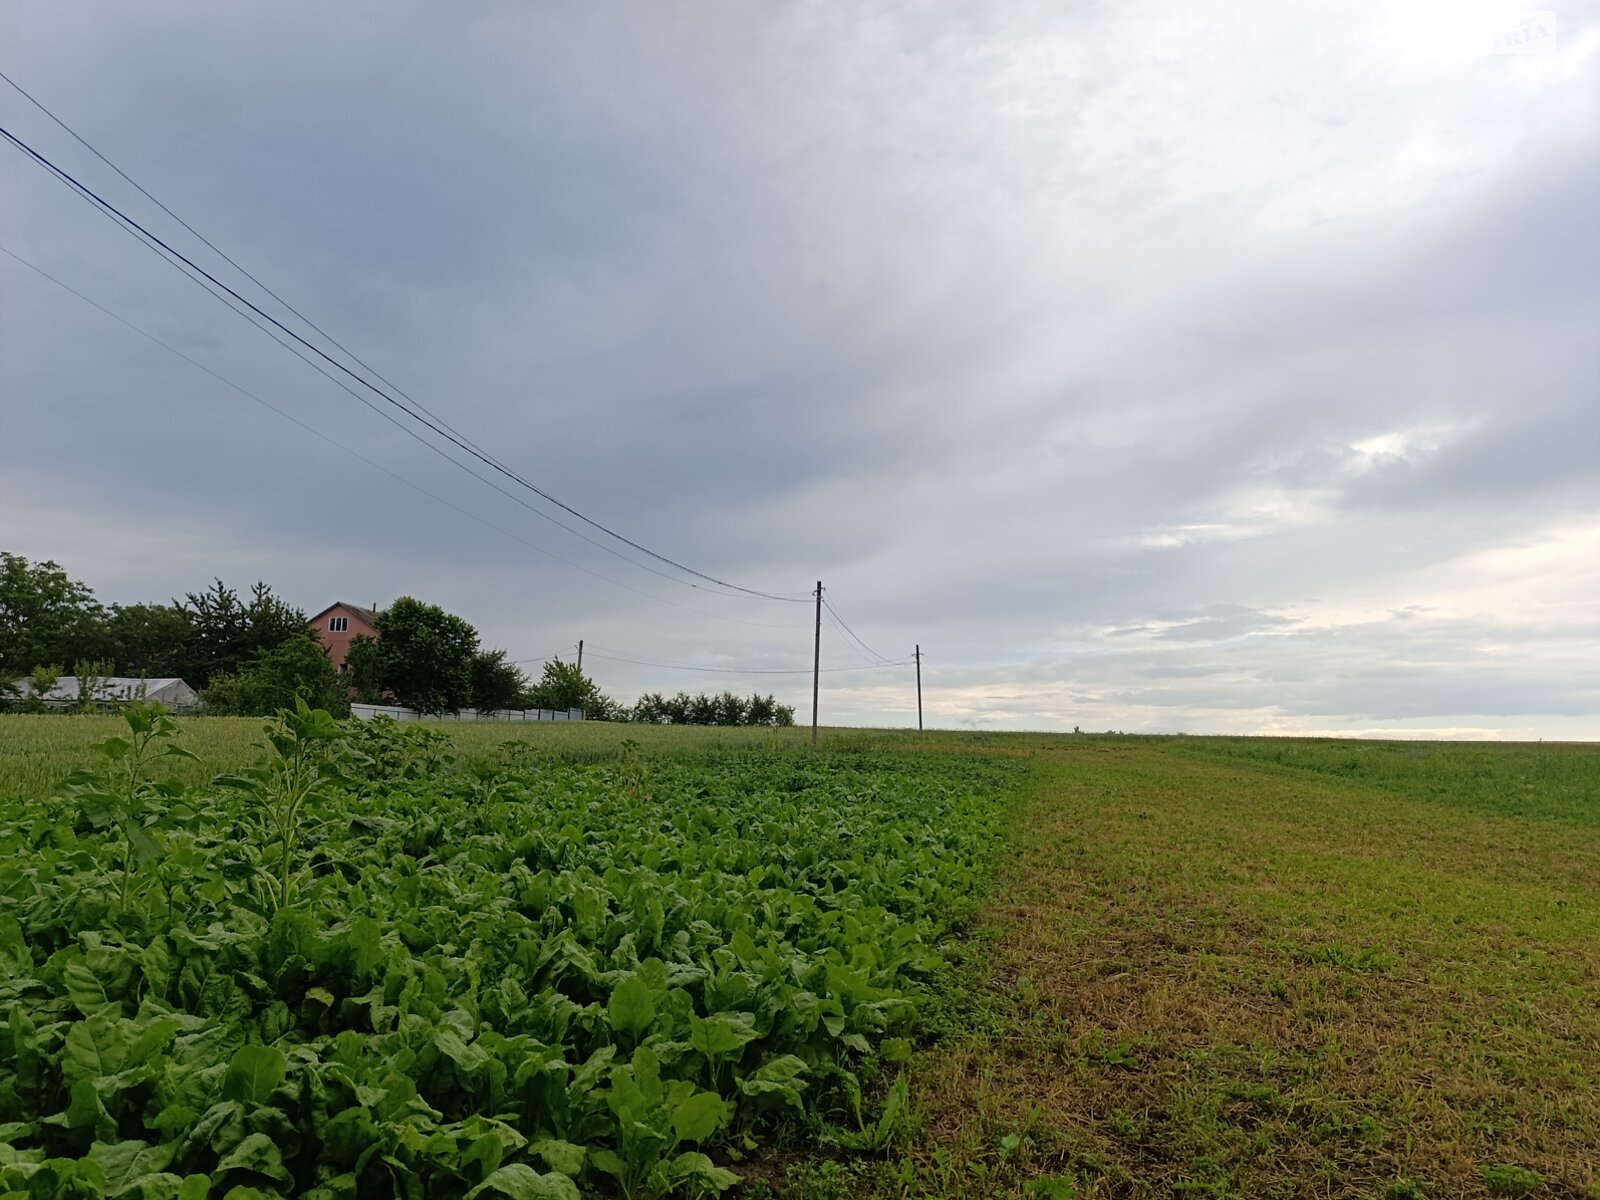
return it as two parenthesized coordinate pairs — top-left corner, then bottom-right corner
(1490, 11), (1557, 53)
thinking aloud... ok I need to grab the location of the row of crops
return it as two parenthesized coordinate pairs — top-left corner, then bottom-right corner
(0, 705), (1020, 1199)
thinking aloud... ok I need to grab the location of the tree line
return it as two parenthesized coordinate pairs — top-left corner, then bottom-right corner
(0, 553), (539, 718)
(630, 691), (795, 727)
(1, 552), (796, 725)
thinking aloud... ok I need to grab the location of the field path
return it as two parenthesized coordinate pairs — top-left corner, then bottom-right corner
(882, 740), (1600, 1199)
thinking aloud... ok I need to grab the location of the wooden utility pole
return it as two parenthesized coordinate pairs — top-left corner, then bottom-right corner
(576, 639), (584, 674)
(915, 644), (923, 732)
(811, 581), (822, 747)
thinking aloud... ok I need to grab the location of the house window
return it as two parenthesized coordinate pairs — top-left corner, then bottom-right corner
(329, 616), (349, 632)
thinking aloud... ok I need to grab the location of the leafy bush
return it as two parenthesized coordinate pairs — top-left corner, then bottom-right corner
(524, 659), (613, 716)
(470, 649), (528, 715)
(345, 714), (457, 781)
(631, 692), (796, 727)
(70, 659), (116, 713)
(0, 665), (56, 714)
(201, 635), (350, 717)
(59, 700), (197, 912)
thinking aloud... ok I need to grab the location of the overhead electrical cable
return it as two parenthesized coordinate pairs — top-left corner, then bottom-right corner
(0, 118), (808, 605)
(0, 67), (491, 458)
(1, 84), (926, 702)
(584, 645), (912, 676)
(821, 605), (886, 666)
(10, 226), (911, 687)
(822, 605), (911, 667)
(821, 596), (903, 665)
(0, 120), (803, 605)
(0, 244), (806, 631)
(513, 646), (577, 665)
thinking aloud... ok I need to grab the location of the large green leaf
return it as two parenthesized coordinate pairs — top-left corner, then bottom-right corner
(571, 1044), (615, 1094)
(0, 916), (30, 976)
(124, 1016), (183, 1069)
(87, 1139), (174, 1190)
(587, 1148), (626, 1181)
(106, 1173), (189, 1199)
(63, 1015), (124, 1083)
(688, 1012), (759, 1060)
(607, 976), (655, 1038)
(433, 1027), (489, 1074)
(63, 958), (113, 1015)
(464, 1163), (581, 1200)
(739, 1054), (809, 1112)
(63, 1078), (116, 1140)
(670, 1091), (729, 1145)
(530, 1139), (585, 1178)
(222, 1046), (285, 1105)
(213, 1133), (290, 1186)
(669, 1151), (740, 1193)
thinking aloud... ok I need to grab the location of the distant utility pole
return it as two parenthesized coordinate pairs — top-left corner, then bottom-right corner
(915, 644), (923, 732)
(811, 581), (822, 748)
(576, 639), (584, 674)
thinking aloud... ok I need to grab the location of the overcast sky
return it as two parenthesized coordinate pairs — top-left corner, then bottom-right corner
(2, 1), (1596, 736)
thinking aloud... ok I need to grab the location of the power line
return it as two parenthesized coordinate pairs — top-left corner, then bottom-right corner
(0, 98), (925, 685)
(513, 646), (576, 665)
(820, 603), (913, 667)
(0, 243), (807, 632)
(9, 224), (917, 692)
(821, 606), (870, 663)
(824, 599), (897, 664)
(0, 117), (808, 605)
(0, 67), (493, 461)
(822, 596), (903, 665)
(821, 604), (897, 667)
(585, 644), (911, 676)
(0, 107), (802, 603)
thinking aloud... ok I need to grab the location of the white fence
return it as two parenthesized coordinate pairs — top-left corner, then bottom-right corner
(350, 703), (584, 723)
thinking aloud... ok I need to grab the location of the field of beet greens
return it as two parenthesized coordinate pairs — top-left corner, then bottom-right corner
(0, 704), (1019, 1200)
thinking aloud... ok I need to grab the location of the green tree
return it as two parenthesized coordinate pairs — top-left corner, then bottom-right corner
(103, 602), (193, 676)
(202, 636), (350, 717)
(631, 692), (668, 723)
(713, 691), (749, 725)
(372, 596), (478, 715)
(178, 579), (310, 688)
(470, 648), (528, 714)
(0, 552), (106, 676)
(525, 657), (611, 715)
(71, 659), (117, 713)
(629, 690), (793, 727)
(0, 664), (61, 714)
(582, 692), (629, 722)
(341, 633), (385, 704)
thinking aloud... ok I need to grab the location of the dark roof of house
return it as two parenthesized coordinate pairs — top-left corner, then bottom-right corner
(308, 602), (381, 627)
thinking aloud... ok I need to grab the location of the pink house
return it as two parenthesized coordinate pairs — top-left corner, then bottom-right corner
(309, 602), (380, 671)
